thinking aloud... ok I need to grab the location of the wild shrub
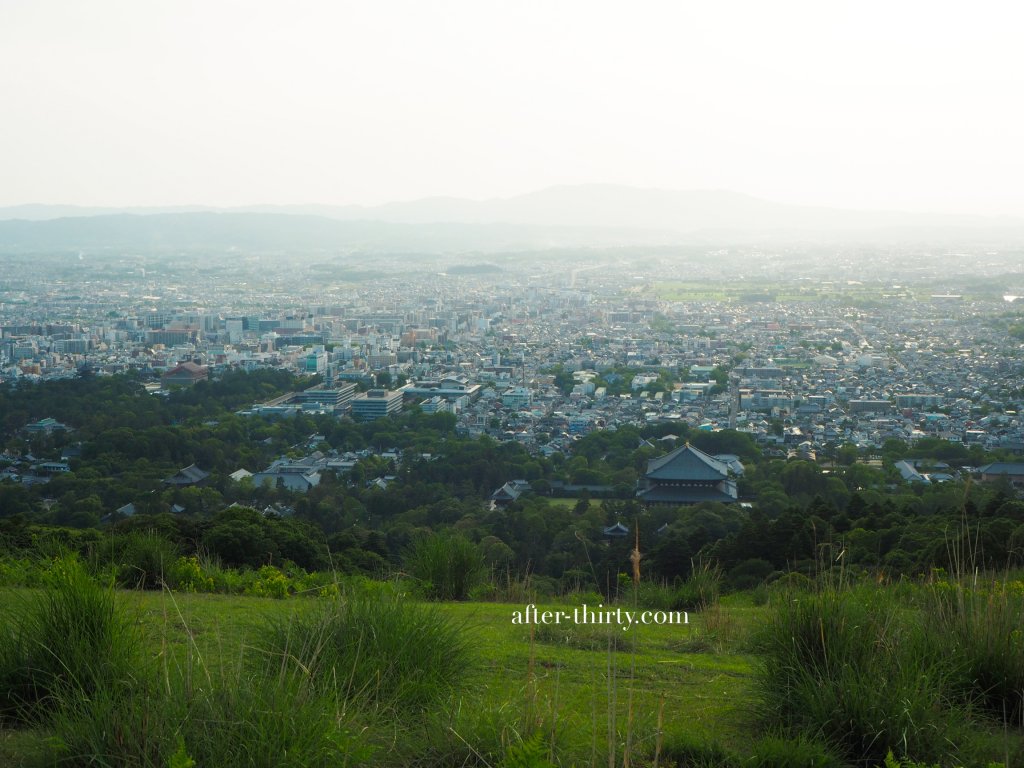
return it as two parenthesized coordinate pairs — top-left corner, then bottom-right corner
(406, 533), (485, 600)
(500, 732), (557, 768)
(289, 567), (343, 597)
(255, 589), (473, 712)
(750, 583), (769, 606)
(632, 581), (679, 610)
(245, 564), (292, 598)
(756, 586), (965, 764)
(725, 558), (775, 591)
(166, 554), (214, 593)
(0, 554), (138, 725)
(194, 550), (250, 594)
(0, 556), (45, 588)
(767, 571), (813, 593)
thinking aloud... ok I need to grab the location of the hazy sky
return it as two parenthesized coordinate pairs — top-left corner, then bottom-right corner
(2, 1), (1022, 215)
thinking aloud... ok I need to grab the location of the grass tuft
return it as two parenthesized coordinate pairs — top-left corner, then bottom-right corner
(635, 561), (722, 613)
(91, 530), (180, 590)
(406, 533), (486, 601)
(254, 588), (474, 712)
(755, 585), (965, 764)
(49, 656), (373, 767)
(927, 579), (1024, 724)
(0, 553), (138, 725)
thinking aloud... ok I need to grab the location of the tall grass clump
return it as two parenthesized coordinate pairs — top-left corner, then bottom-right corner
(256, 589), (473, 712)
(94, 529), (179, 589)
(470, 569), (554, 603)
(756, 585), (964, 764)
(406, 533), (485, 600)
(928, 580), (1024, 723)
(676, 559), (721, 611)
(635, 560), (721, 612)
(49, 650), (373, 767)
(0, 554), (138, 725)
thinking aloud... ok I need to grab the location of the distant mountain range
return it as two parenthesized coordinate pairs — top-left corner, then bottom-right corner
(0, 212), (676, 253)
(0, 185), (1021, 252)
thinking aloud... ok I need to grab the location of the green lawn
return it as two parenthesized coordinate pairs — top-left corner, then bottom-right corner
(440, 597), (760, 756)
(547, 497), (584, 510)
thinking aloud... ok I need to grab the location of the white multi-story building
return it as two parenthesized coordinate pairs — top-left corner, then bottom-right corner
(502, 386), (533, 409)
(351, 389), (403, 421)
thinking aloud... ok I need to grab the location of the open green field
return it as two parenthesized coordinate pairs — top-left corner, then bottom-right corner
(546, 497), (588, 510)
(650, 284), (733, 302)
(650, 281), (921, 305)
(650, 279), (1024, 306)
(0, 587), (760, 767)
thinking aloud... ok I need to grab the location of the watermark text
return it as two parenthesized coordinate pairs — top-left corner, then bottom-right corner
(511, 603), (688, 632)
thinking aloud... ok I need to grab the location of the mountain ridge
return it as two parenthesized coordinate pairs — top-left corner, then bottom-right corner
(2, 184), (1019, 231)
(1, 186), (1022, 252)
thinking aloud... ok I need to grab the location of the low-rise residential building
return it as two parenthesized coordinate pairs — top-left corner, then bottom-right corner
(976, 462), (1024, 487)
(502, 386), (533, 409)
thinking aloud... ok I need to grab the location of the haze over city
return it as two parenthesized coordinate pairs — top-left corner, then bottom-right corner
(3, 0), (1024, 218)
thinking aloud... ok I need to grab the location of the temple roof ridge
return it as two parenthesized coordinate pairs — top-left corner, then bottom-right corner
(644, 442), (729, 482)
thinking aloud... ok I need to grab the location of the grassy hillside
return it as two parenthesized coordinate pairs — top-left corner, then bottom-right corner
(0, 582), (759, 767)
(3, 565), (1024, 767)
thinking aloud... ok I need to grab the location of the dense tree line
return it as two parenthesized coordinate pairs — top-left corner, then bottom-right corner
(2, 371), (1023, 592)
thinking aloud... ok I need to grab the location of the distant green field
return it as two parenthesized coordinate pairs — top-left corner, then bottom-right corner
(650, 280), (1022, 308)
(651, 281), (916, 305)
(651, 283), (732, 301)
(546, 497), (585, 509)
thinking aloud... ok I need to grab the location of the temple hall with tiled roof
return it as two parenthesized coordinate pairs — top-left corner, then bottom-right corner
(636, 443), (741, 505)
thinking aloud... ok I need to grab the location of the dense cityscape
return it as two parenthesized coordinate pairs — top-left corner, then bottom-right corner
(3, 244), (1024, 496)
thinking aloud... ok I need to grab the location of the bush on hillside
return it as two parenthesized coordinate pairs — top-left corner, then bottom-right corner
(0, 554), (138, 724)
(254, 589), (473, 712)
(406, 533), (485, 601)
